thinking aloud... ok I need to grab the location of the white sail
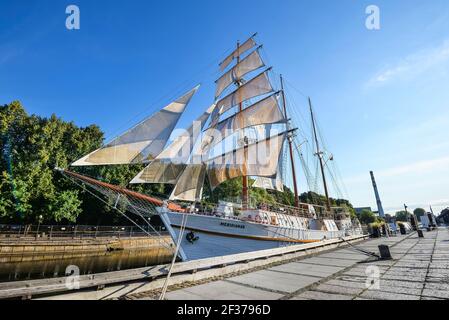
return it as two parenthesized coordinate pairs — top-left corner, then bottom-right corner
(71, 86), (199, 166)
(206, 132), (286, 189)
(252, 174), (284, 192)
(201, 92), (285, 152)
(215, 69), (273, 117)
(215, 47), (264, 98)
(252, 150), (285, 192)
(219, 35), (257, 72)
(130, 104), (216, 184)
(169, 164), (206, 202)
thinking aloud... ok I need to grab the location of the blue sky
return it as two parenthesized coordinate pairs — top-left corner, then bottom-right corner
(1, 0), (449, 214)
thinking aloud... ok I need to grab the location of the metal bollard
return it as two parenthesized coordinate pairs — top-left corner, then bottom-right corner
(378, 245), (392, 260)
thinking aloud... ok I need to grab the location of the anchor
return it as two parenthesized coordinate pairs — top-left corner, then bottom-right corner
(186, 231), (199, 244)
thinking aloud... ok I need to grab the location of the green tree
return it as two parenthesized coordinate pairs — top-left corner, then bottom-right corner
(0, 101), (144, 224)
(413, 208), (426, 221)
(359, 209), (376, 225)
(395, 210), (409, 222)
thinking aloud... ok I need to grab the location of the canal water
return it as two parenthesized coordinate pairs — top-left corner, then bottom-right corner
(0, 247), (173, 282)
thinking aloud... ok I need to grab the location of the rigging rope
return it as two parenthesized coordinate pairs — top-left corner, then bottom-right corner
(159, 211), (189, 300)
(60, 170), (174, 251)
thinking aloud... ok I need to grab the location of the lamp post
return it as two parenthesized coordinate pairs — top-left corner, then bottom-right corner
(404, 204), (410, 222)
(36, 215), (43, 239)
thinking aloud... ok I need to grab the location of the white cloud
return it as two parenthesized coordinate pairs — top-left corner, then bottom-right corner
(366, 39), (449, 87)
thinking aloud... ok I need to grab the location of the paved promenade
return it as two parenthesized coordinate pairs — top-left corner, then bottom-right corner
(161, 227), (449, 300)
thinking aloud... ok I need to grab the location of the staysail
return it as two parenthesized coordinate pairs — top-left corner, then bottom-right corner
(130, 104), (216, 184)
(169, 164), (207, 202)
(71, 86), (199, 166)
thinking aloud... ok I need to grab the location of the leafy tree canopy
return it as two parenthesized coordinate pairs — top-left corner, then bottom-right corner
(395, 210), (410, 222)
(359, 209), (376, 225)
(413, 208), (426, 219)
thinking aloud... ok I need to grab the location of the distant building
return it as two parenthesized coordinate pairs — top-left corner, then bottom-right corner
(355, 207), (372, 215)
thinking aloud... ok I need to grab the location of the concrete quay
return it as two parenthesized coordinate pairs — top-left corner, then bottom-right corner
(150, 227), (449, 300)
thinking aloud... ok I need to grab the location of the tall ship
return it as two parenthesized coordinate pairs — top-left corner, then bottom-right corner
(60, 34), (363, 261)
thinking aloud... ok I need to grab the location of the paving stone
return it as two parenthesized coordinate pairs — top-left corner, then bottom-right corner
(269, 263), (344, 278)
(394, 261), (429, 269)
(423, 282), (449, 291)
(313, 283), (363, 296)
(318, 253), (368, 261)
(299, 257), (356, 268)
(360, 290), (420, 300)
(166, 280), (283, 300)
(326, 279), (367, 289)
(373, 284), (422, 296)
(376, 279), (424, 290)
(288, 296), (310, 300)
(421, 288), (449, 300)
(421, 296), (445, 300)
(381, 273), (426, 282)
(295, 290), (353, 300)
(427, 269), (449, 279)
(227, 270), (319, 294)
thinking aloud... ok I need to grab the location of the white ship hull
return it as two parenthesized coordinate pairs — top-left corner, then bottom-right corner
(160, 212), (347, 261)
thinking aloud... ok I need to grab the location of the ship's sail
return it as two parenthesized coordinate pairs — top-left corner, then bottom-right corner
(201, 92), (286, 152)
(215, 47), (265, 98)
(252, 172), (284, 192)
(169, 164), (207, 202)
(206, 132), (287, 190)
(214, 68), (273, 119)
(130, 104), (216, 184)
(71, 86), (199, 166)
(252, 151), (285, 192)
(219, 34), (257, 72)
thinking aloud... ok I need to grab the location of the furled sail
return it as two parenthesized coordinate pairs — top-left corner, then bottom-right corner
(201, 92), (286, 152)
(71, 86), (199, 166)
(215, 69), (273, 117)
(169, 164), (207, 202)
(206, 132), (287, 190)
(219, 34), (257, 72)
(130, 104), (216, 184)
(215, 47), (264, 98)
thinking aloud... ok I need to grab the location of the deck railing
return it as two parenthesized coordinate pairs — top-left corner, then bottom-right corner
(0, 224), (168, 241)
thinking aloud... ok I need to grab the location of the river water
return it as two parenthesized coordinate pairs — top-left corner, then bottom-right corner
(0, 247), (173, 282)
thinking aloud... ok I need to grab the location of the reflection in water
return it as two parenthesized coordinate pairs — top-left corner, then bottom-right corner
(0, 248), (173, 282)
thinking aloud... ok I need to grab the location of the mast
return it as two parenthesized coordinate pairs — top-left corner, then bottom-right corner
(280, 75), (299, 208)
(309, 97), (331, 212)
(236, 40), (249, 210)
(370, 171), (385, 218)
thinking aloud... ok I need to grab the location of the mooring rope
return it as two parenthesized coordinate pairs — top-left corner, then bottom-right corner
(339, 237), (380, 258)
